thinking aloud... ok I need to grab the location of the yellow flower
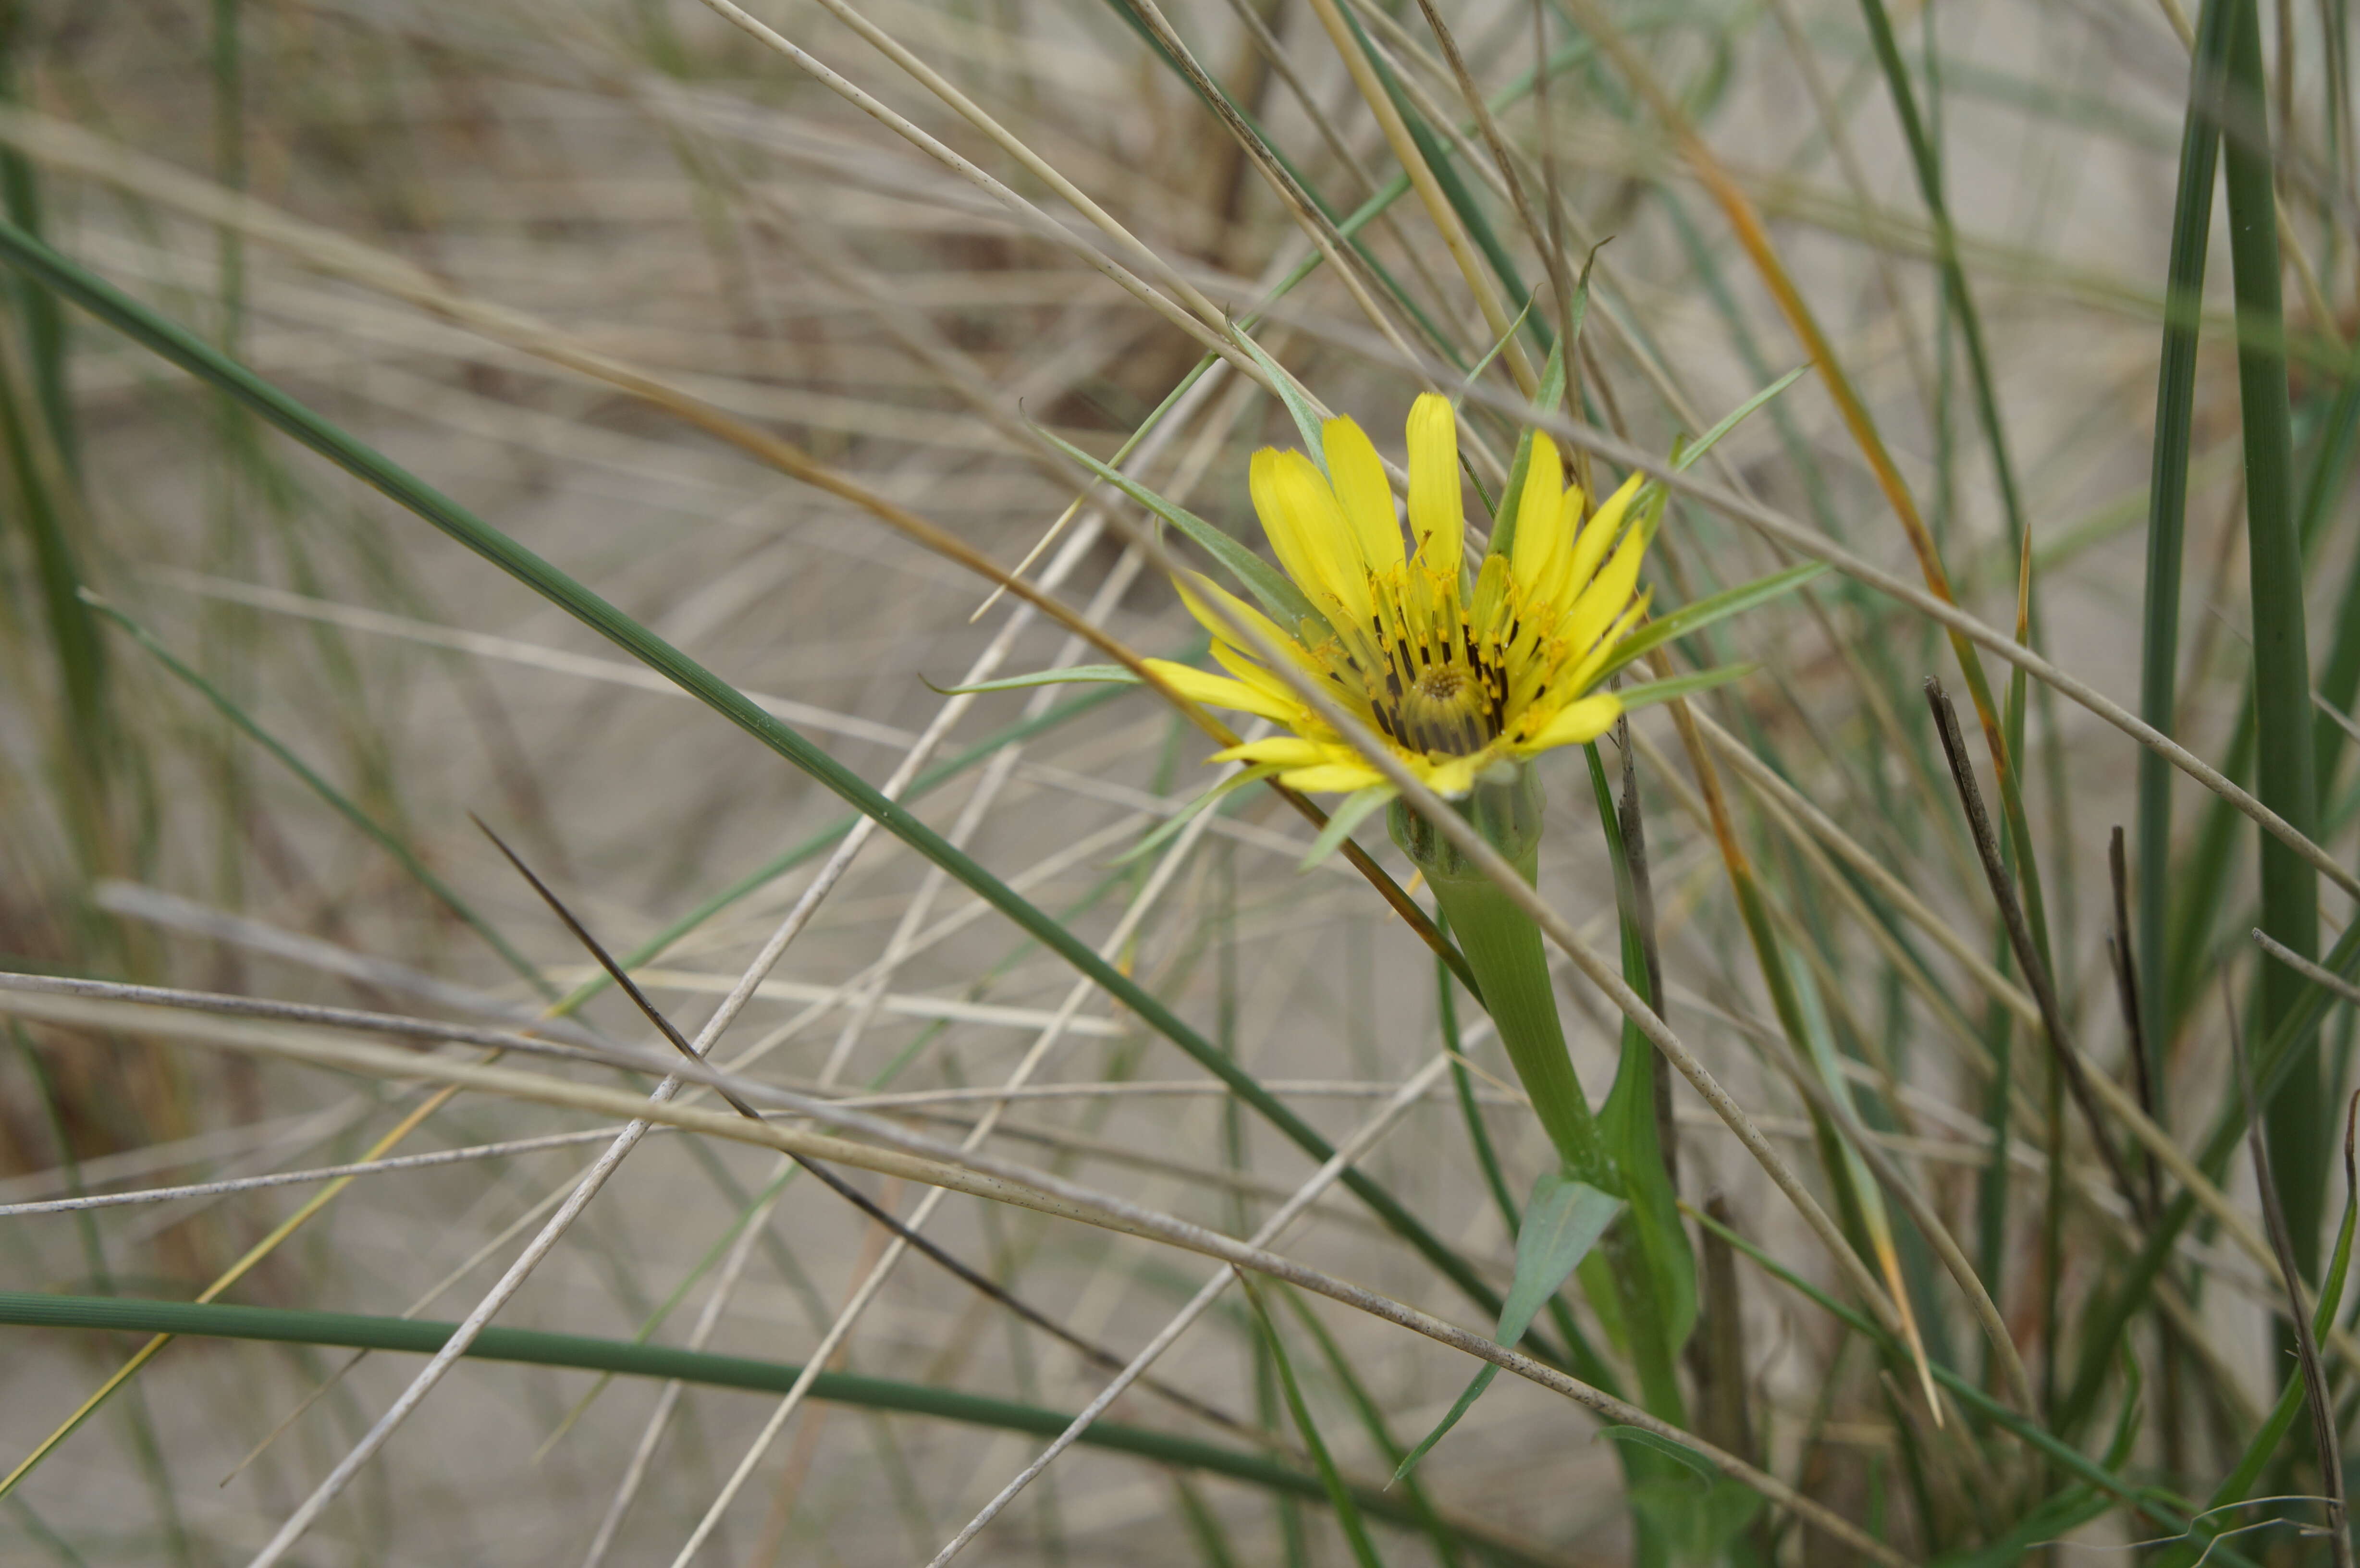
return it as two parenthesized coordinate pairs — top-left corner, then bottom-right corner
(1146, 394), (1652, 798)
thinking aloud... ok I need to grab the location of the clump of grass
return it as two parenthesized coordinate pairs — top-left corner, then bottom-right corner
(1, 0), (2359, 1564)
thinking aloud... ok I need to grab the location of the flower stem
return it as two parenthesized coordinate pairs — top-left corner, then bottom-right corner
(1394, 777), (1611, 1189)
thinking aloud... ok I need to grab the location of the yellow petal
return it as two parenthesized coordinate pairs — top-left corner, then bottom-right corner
(1249, 447), (1326, 608)
(1322, 416), (1405, 576)
(1406, 393), (1463, 583)
(1278, 761), (1389, 794)
(1145, 659), (1297, 723)
(1420, 754), (1483, 799)
(1555, 592), (1651, 697)
(1213, 735), (1330, 768)
(1173, 570), (1315, 674)
(1264, 449), (1374, 633)
(1521, 692), (1622, 751)
(1509, 434), (1564, 599)
(1561, 472), (1646, 600)
(1560, 521), (1650, 657)
(1469, 551), (1512, 643)
(1210, 640), (1350, 719)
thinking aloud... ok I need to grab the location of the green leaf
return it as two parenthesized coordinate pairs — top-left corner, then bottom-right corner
(1670, 366), (1809, 475)
(1299, 785), (1396, 871)
(1611, 663), (1757, 713)
(1028, 420), (1317, 626)
(1225, 324), (1329, 474)
(1583, 744), (1697, 1380)
(1393, 1173), (1619, 1480)
(1613, 367), (1809, 551)
(924, 663), (1140, 696)
(1593, 562), (1825, 684)
(1598, 1426), (1715, 1479)
(1629, 1477), (1765, 1567)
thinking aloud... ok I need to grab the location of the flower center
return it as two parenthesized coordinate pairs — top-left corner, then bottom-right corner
(1392, 661), (1500, 757)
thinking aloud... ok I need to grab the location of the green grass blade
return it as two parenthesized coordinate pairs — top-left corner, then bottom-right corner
(1854, 0), (2026, 557)
(1610, 664), (1756, 714)
(1436, 927), (1518, 1234)
(0, 213), (1509, 1328)
(1594, 564), (1825, 684)
(0, 1292), (1558, 1563)
(1278, 1290), (1466, 1567)
(1238, 1280), (1384, 1568)
(2219, 0), (2326, 1276)
(2135, 0), (2230, 1127)
(1298, 785), (1395, 871)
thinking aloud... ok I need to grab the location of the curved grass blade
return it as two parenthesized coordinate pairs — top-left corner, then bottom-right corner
(1672, 367), (1811, 476)
(2137, 0), (2232, 1119)
(0, 1292), (1561, 1566)
(2219, 0), (2326, 1274)
(1225, 324), (1330, 473)
(1611, 663), (1757, 713)
(1239, 1279), (1383, 1568)
(0, 215), (1509, 1333)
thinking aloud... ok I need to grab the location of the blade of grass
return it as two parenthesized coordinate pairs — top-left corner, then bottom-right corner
(2137, 0), (2231, 1127)
(0, 1293), (1564, 1567)
(2219, 0), (2327, 1276)
(1854, 0), (2027, 563)
(1238, 1280), (1384, 1568)
(1277, 1286), (1467, 1568)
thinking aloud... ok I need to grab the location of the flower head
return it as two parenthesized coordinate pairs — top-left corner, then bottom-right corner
(1147, 394), (1653, 798)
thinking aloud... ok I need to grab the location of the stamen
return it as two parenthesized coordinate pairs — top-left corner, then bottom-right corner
(1392, 662), (1500, 757)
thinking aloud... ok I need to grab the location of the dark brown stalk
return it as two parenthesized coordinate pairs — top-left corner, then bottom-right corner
(1924, 680), (2145, 1218)
(470, 817), (1265, 1447)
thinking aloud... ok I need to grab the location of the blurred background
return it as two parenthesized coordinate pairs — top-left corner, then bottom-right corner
(1, 0), (2355, 1562)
